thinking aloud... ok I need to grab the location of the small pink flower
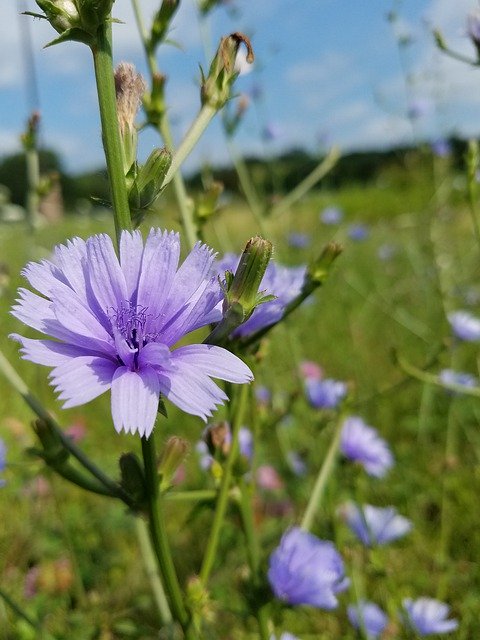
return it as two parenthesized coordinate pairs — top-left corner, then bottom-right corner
(300, 360), (323, 381)
(256, 465), (284, 491)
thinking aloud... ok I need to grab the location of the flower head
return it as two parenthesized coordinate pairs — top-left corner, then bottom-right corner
(407, 97), (432, 120)
(341, 502), (412, 546)
(11, 230), (253, 437)
(448, 310), (480, 341)
(216, 254), (305, 337)
(320, 206), (343, 225)
(439, 369), (477, 393)
(348, 223), (369, 241)
(270, 634), (299, 640)
(287, 232), (310, 249)
(300, 360), (323, 380)
(402, 598), (458, 635)
(257, 465), (284, 490)
(306, 378), (347, 409)
(340, 416), (393, 477)
(431, 139), (451, 158)
(347, 600), (389, 639)
(268, 527), (349, 609)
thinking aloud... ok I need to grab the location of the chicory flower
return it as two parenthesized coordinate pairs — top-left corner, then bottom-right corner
(402, 598), (458, 635)
(341, 503), (412, 546)
(340, 416), (393, 478)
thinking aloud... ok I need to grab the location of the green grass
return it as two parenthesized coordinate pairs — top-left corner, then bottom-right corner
(0, 158), (479, 638)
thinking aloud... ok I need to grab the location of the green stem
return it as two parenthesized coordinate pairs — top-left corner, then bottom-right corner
(161, 104), (217, 189)
(141, 434), (191, 632)
(25, 147), (40, 232)
(199, 384), (249, 584)
(131, 0), (198, 251)
(0, 349), (134, 507)
(91, 22), (132, 239)
(269, 146), (340, 218)
(300, 418), (343, 531)
(134, 517), (173, 625)
(164, 490), (217, 502)
(226, 138), (267, 235)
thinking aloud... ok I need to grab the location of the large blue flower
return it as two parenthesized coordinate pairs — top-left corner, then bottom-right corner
(402, 598), (458, 635)
(267, 527), (349, 609)
(11, 230), (253, 437)
(216, 253), (305, 337)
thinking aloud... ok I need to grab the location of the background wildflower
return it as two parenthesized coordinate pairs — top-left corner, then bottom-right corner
(347, 600), (389, 639)
(340, 416), (393, 477)
(216, 253), (305, 337)
(320, 206), (343, 225)
(402, 598), (458, 635)
(11, 230), (253, 437)
(0, 438), (6, 486)
(267, 527), (349, 609)
(305, 378), (347, 409)
(448, 310), (480, 341)
(341, 503), (412, 546)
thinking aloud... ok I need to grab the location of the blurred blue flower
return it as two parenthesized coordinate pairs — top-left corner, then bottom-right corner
(377, 243), (396, 261)
(340, 416), (393, 477)
(407, 97), (432, 120)
(402, 598), (458, 635)
(320, 206), (343, 225)
(347, 600), (389, 639)
(0, 439), (6, 486)
(267, 527), (349, 609)
(255, 385), (271, 406)
(341, 503), (412, 546)
(439, 369), (477, 392)
(287, 232), (310, 249)
(196, 440), (212, 470)
(286, 451), (307, 476)
(238, 426), (254, 460)
(216, 254), (305, 337)
(431, 139), (451, 158)
(263, 122), (282, 141)
(306, 378), (347, 409)
(448, 310), (480, 341)
(270, 634), (299, 640)
(348, 223), (369, 241)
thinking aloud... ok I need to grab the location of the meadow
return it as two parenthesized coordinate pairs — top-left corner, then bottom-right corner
(1, 148), (479, 638)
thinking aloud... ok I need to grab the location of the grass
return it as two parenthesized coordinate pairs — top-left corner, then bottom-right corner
(0, 153), (479, 638)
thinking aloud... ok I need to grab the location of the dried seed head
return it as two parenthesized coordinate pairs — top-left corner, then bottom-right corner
(114, 63), (147, 135)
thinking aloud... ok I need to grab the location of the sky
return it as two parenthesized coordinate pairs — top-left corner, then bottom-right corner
(1, 0), (480, 174)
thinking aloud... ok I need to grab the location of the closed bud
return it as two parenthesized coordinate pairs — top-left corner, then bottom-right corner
(307, 241), (343, 285)
(32, 419), (69, 465)
(143, 73), (167, 127)
(195, 181), (223, 222)
(35, 0), (81, 34)
(158, 436), (189, 491)
(204, 421), (230, 456)
(135, 147), (171, 196)
(119, 453), (146, 505)
(201, 32), (254, 109)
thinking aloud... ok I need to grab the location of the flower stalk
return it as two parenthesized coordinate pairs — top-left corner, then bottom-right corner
(91, 22), (132, 239)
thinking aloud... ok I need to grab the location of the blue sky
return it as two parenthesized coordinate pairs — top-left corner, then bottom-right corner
(1, 0), (480, 174)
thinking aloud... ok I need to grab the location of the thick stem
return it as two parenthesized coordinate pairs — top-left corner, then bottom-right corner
(300, 419), (343, 531)
(199, 384), (249, 584)
(141, 434), (190, 632)
(91, 22), (132, 239)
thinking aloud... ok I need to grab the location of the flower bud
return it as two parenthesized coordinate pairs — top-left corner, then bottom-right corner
(119, 452), (146, 505)
(32, 418), (69, 466)
(114, 63), (146, 173)
(143, 73), (167, 127)
(35, 0), (81, 34)
(307, 241), (343, 285)
(135, 148), (172, 196)
(204, 421), (230, 456)
(225, 236), (273, 314)
(201, 33), (254, 110)
(195, 181), (223, 223)
(158, 436), (189, 491)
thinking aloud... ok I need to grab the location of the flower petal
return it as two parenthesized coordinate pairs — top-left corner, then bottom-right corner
(86, 234), (128, 312)
(171, 344), (253, 383)
(136, 230), (180, 331)
(11, 288), (56, 333)
(50, 356), (116, 408)
(110, 366), (161, 437)
(50, 284), (113, 343)
(120, 230), (144, 301)
(53, 237), (88, 297)
(10, 334), (88, 366)
(157, 360), (228, 421)
(22, 259), (67, 297)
